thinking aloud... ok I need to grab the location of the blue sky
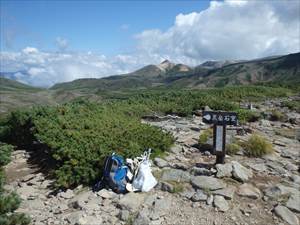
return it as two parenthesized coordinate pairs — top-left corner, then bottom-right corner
(0, 0), (299, 87)
(1, 0), (210, 54)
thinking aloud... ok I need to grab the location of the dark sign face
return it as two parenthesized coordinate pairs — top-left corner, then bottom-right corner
(202, 111), (238, 126)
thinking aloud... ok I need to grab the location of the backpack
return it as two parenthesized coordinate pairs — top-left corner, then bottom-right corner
(94, 153), (128, 193)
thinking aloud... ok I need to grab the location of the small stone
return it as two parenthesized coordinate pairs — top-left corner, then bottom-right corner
(191, 190), (207, 202)
(59, 189), (74, 199)
(154, 158), (169, 168)
(161, 169), (191, 182)
(118, 192), (146, 213)
(172, 162), (189, 170)
(213, 195), (229, 212)
(97, 189), (116, 199)
(190, 167), (213, 176)
(232, 161), (253, 182)
(213, 187), (236, 200)
(119, 209), (130, 221)
(207, 195), (214, 205)
(286, 194), (300, 213)
(237, 183), (261, 199)
(284, 163), (298, 171)
(191, 176), (226, 191)
(216, 163), (232, 178)
(161, 182), (174, 193)
(274, 205), (299, 225)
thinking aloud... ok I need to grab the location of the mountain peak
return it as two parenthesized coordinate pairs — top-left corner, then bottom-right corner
(158, 59), (175, 71)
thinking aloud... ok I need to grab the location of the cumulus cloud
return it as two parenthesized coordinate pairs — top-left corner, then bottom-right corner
(0, 48), (145, 87)
(135, 0), (300, 64)
(0, 0), (299, 87)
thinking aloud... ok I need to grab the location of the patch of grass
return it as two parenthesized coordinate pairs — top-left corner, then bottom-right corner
(270, 110), (286, 122)
(199, 128), (213, 145)
(242, 134), (274, 157)
(168, 181), (184, 193)
(152, 170), (163, 180)
(226, 143), (241, 155)
(202, 187), (212, 196)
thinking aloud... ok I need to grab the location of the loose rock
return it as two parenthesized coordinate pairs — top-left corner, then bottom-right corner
(191, 176), (226, 191)
(213, 195), (229, 212)
(232, 161), (253, 182)
(274, 205), (299, 225)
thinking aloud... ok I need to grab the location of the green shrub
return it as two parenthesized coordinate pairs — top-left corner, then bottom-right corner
(0, 143), (30, 225)
(242, 134), (274, 157)
(282, 100), (300, 113)
(4, 103), (174, 188)
(270, 110), (285, 121)
(199, 129), (213, 145)
(226, 143), (241, 155)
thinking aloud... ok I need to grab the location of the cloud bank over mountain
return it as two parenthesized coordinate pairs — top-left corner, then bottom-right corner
(1, 0), (299, 87)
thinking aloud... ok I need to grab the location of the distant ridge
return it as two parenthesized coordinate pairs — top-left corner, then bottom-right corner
(50, 52), (300, 91)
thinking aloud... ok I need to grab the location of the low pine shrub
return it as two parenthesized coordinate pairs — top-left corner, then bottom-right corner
(242, 134), (274, 157)
(0, 143), (30, 225)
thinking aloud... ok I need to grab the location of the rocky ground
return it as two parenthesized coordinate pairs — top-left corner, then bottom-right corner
(4, 97), (300, 225)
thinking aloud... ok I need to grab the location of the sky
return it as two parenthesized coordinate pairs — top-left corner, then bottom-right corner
(0, 0), (299, 87)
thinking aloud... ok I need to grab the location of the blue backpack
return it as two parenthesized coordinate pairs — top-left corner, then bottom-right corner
(94, 153), (128, 193)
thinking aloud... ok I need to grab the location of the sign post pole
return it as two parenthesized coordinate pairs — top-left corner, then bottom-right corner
(202, 111), (238, 164)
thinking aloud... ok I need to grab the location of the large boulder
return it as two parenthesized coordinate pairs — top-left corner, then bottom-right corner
(232, 161), (253, 182)
(191, 176), (226, 191)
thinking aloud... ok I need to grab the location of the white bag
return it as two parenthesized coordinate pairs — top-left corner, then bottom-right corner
(132, 149), (157, 192)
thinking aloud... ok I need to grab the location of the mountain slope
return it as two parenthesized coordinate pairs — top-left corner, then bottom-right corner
(173, 52), (300, 88)
(51, 61), (193, 91)
(0, 77), (42, 91)
(0, 77), (55, 114)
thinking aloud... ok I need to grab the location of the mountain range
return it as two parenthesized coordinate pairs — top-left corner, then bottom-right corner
(50, 52), (300, 91)
(0, 52), (299, 114)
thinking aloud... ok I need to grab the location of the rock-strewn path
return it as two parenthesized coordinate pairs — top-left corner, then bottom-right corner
(4, 98), (300, 225)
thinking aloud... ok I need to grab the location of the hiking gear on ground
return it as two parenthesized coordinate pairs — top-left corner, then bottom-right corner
(132, 149), (157, 192)
(94, 153), (128, 193)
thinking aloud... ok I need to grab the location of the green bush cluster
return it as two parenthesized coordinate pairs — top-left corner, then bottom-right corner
(282, 100), (300, 113)
(242, 134), (274, 157)
(0, 85), (291, 188)
(0, 143), (30, 225)
(3, 103), (174, 188)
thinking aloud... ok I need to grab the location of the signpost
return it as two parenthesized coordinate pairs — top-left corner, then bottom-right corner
(202, 111), (238, 164)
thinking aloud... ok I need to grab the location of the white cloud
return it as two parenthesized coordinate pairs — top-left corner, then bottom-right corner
(0, 0), (299, 87)
(22, 47), (39, 54)
(135, 0), (300, 64)
(0, 48), (145, 87)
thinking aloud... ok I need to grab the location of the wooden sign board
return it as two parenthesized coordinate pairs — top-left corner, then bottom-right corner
(203, 111), (238, 126)
(202, 111), (238, 164)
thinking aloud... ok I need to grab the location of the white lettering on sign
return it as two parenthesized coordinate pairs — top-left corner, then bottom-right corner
(216, 125), (223, 152)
